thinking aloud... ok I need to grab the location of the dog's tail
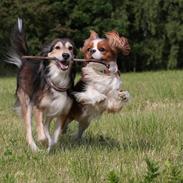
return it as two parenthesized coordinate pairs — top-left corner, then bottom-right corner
(6, 18), (28, 68)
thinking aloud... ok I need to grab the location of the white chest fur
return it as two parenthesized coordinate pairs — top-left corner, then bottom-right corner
(40, 62), (72, 117)
(74, 64), (121, 105)
(73, 63), (130, 125)
(84, 64), (121, 91)
(41, 89), (72, 117)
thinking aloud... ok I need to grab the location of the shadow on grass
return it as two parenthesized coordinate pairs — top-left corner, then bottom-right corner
(121, 139), (155, 151)
(53, 134), (121, 153)
(49, 134), (154, 154)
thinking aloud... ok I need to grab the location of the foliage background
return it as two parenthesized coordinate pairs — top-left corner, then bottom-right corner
(0, 0), (182, 74)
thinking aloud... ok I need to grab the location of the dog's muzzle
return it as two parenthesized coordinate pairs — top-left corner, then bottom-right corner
(56, 53), (72, 71)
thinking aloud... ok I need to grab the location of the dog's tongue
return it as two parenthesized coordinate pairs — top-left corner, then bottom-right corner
(57, 61), (69, 70)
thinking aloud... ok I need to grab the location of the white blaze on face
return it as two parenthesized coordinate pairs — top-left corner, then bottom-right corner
(91, 39), (103, 59)
(65, 42), (73, 59)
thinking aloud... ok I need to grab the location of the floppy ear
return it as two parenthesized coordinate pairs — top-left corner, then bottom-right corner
(105, 31), (130, 55)
(80, 30), (99, 53)
(41, 43), (52, 56)
(89, 30), (99, 40)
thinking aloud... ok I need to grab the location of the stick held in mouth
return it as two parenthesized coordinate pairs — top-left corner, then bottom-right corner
(21, 56), (110, 68)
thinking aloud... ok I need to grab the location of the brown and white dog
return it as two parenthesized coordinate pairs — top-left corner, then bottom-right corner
(61, 31), (131, 139)
(6, 18), (75, 152)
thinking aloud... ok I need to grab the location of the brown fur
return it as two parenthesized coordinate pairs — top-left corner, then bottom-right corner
(60, 31), (130, 139)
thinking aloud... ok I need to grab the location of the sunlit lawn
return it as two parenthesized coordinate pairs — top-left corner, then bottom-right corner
(0, 70), (183, 182)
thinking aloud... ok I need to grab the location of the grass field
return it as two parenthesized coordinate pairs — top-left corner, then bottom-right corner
(0, 71), (183, 183)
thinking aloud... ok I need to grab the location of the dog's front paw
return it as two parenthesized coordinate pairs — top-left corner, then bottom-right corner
(30, 143), (39, 152)
(94, 94), (106, 104)
(119, 91), (130, 102)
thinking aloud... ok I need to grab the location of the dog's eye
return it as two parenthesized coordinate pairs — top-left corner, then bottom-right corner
(68, 46), (73, 51)
(55, 46), (60, 50)
(87, 48), (91, 52)
(99, 48), (105, 52)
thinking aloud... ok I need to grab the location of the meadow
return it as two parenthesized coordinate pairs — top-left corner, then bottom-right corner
(0, 71), (183, 183)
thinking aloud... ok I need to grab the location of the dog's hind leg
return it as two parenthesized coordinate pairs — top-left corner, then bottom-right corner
(61, 118), (71, 134)
(18, 90), (38, 152)
(52, 118), (62, 146)
(52, 115), (68, 145)
(44, 117), (53, 152)
(34, 107), (46, 142)
(74, 120), (90, 140)
(44, 117), (52, 151)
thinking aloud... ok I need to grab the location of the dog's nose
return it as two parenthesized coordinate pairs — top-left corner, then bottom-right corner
(90, 49), (96, 54)
(62, 53), (70, 60)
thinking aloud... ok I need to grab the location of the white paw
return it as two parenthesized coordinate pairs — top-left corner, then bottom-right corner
(47, 138), (57, 152)
(37, 133), (47, 142)
(119, 91), (130, 102)
(75, 92), (106, 105)
(47, 143), (54, 153)
(93, 94), (106, 104)
(47, 146), (52, 153)
(30, 143), (39, 152)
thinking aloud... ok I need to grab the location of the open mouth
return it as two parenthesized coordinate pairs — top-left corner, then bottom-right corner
(91, 56), (104, 61)
(56, 61), (69, 71)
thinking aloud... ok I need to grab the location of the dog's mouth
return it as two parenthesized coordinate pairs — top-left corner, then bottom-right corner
(56, 61), (69, 71)
(91, 56), (104, 61)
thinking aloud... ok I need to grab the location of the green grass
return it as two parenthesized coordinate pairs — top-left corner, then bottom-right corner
(0, 71), (183, 183)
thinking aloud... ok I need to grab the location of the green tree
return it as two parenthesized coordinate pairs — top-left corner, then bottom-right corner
(0, 0), (182, 74)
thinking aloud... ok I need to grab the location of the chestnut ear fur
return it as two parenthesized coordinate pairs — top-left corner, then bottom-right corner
(105, 31), (131, 55)
(80, 31), (98, 53)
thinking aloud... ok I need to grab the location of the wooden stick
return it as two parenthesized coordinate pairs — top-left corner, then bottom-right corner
(22, 56), (57, 60)
(73, 59), (109, 67)
(21, 56), (110, 68)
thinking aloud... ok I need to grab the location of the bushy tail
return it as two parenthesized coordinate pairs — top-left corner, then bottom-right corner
(6, 18), (28, 68)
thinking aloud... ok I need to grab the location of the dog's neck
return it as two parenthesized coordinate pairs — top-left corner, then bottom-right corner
(82, 61), (119, 78)
(48, 63), (71, 90)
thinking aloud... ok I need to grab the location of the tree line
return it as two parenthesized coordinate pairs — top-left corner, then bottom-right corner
(0, 0), (182, 74)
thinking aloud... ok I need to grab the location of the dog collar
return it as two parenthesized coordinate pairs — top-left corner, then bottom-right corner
(102, 61), (120, 76)
(82, 62), (120, 80)
(45, 77), (69, 92)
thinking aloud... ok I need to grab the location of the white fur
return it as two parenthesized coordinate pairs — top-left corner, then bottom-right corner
(74, 62), (128, 111)
(41, 90), (72, 117)
(48, 62), (71, 87)
(91, 39), (103, 59)
(75, 63), (121, 103)
(41, 63), (72, 117)
(65, 42), (73, 49)
(55, 41), (63, 48)
(6, 52), (22, 68)
(18, 18), (23, 33)
(26, 104), (39, 152)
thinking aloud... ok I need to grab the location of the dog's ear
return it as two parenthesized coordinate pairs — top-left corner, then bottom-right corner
(80, 30), (99, 53)
(41, 39), (61, 56)
(41, 43), (52, 56)
(105, 31), (130, 55)
(89, 30), (99, 40)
